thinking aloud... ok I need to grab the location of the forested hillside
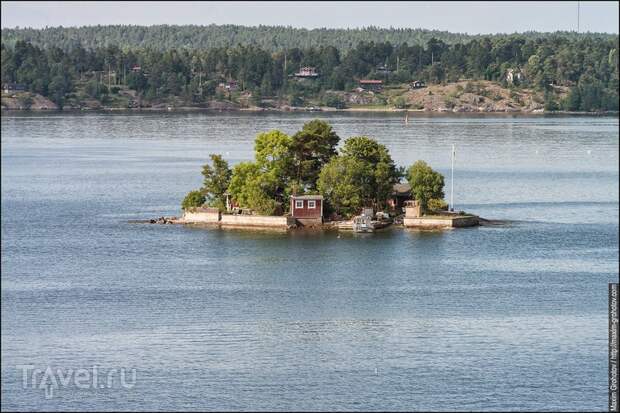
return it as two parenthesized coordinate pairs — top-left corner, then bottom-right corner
(1, 25), (618, 112)
(2, 24), (616, 52)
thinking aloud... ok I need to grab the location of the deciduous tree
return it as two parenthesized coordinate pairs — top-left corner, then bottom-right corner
(201, 154), (231, 211)
(406, 160), (445, 211)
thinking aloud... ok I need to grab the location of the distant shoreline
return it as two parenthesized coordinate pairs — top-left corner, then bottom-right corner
(4, 79), (618, 116)
(2, 106), (618, 116)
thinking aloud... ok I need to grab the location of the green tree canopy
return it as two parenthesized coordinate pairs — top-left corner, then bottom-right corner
(254, 130), (293, 180)
(181, 190), (206, 210)
(227, 161), (279, 215)
(406, 160), (445, 211)
(341, 136), (401, 208)
(291, 119), (340, 191)
(317, 136), (400, 216)
(201, 154), (231, 211)
(254, 129), (295, 207)
(317, 156), (368, 218)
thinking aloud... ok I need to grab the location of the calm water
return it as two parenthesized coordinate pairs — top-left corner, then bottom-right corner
(1, 112), (618, 411)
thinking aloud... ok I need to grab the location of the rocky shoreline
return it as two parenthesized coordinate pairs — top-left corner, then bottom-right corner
(4, 80), (618, 115)
(3, 102), (617, 116)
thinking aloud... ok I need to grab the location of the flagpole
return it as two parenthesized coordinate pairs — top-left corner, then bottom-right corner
(451, 144), (455, 212)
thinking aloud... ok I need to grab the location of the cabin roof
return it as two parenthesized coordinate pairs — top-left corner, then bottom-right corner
(291, 195), (324, 200)
(392, 183), (411, 195)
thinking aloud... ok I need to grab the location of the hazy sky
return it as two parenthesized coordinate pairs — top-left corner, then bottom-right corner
(1, 1), (618, 34)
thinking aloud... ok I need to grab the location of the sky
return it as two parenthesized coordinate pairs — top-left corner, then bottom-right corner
(1, 1), (618, 34)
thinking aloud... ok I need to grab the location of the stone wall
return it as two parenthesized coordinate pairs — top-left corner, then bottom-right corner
(451, 216), (480, 227)
(180, 209), (295, 228)
(220, 214), (296, 228)
(295, 217), (323, 227)
(404, 215), (479, 228)
(405, 201), (421, 218)
(181, 207), (220, 223)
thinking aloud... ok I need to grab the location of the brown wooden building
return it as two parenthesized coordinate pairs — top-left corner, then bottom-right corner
(290, 195), (323, 226)
(388, 183), (412, 211)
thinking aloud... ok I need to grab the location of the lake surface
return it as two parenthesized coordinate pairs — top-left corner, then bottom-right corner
(1, 112), (618, 411)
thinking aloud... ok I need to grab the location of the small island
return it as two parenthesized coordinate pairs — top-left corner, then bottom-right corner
(163, 119), (479, 232)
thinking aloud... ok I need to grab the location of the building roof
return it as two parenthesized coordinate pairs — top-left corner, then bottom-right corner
(3, 82), (26, 89)
(392, 183), (411, 195)
(291, 195), (324, 200)
(359, 79), (383, 84)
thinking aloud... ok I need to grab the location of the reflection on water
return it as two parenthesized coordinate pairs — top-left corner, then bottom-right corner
(1, 113), (618, 411)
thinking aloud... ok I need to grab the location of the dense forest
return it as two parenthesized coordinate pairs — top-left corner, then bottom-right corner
(2, 25), (617, 52)
(1, 25), (618, 111)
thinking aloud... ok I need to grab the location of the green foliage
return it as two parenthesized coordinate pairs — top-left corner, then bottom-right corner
(322, 93), (347, 109)
(201, 122), (401, 217)
(85, 79), (102, 99)
(443, 96), (456, 109)
(406, 160), (445, 211)
(201, 154), (231, 210)
(2, 25), (617, 53)
(227, 162), (279, 215)
(291, 119), (340, 191)
(317, 156), (367, 218)
(250, 89), (263, 107)
(48, 73), (72, 108)
(254, 130), (294, 206)
(562, 87), (581, 111)
(392, 96), (408, 109)
(427, 198), (448, 212)
(287, 92), (303, 106)
(182, 190), (206, 210)
(340, 136), (401, 209)
(16, 94), (33, 109)
(254, 130), (293, 175)
(544, 89), (559, 111)
(317, 135), (401, 216)
(2, 29), (617, 111)
(225, 131), (295, 214)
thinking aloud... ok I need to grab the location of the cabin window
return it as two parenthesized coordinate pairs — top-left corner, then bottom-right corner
(295, 200), (304, 209)
(308, 200), (316, 209)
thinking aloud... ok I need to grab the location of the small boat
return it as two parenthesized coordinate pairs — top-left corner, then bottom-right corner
(352, 214), (374, 233)
(339, 209), (393, 233)
(370, 219), (392, 230)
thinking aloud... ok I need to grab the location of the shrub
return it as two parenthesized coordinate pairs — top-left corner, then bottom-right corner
(392, 96), (408, 109)
(464, 81), (482, 94)
(444, 96), (456, 109)
(182, 190), (206, 209)
(427, 198), (448, 211)
(322, 93), (346, 109)
(17, 95), (33, 110)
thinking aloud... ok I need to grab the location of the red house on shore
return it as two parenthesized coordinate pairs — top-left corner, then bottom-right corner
(290, 195), (323, 226)
(358, 79), (383, 91)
